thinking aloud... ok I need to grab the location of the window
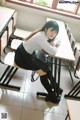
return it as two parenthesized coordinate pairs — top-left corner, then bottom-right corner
(33, 0), (53, 7)
(6, 0), (80, 16)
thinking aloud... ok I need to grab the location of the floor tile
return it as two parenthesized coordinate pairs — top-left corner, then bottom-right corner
(23, 92), (45, 111)
(21, 108), (44, 120)
(0, 60), (75, 120)
(9, 69), (26, 92)
(44, 112), (65, 120)
(1, 90), (23, 106)
(0, 104), (21, 120)
(24, 71), (46, 94)
(43, 97), (66, 115)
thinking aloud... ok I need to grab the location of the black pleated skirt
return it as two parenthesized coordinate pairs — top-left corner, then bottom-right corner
(14, 43), (50, 72)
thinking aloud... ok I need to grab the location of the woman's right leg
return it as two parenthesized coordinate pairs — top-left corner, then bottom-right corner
(40, 74), (52, 93)
(47, 70), (63, 94)
(40, 74), (60, 103)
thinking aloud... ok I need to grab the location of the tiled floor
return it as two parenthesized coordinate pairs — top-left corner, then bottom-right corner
(0, 61), (79, 120)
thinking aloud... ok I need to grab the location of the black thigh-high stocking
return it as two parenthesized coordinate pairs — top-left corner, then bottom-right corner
(46, 70), (63, 94)
(40, 74), (52, 93)
(47, 70), (58, 89)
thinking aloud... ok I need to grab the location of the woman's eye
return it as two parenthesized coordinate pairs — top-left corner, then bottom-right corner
(51, 30), (54, 32)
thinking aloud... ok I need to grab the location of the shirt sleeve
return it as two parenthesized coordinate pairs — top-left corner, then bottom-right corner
(37, 38), (57, 56)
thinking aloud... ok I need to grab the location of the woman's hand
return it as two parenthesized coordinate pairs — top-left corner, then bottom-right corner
(49, 42), (55, 46)
(53, 40), (61, 47)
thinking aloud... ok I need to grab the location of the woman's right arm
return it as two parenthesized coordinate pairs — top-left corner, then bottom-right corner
(37, 38), (57, 56)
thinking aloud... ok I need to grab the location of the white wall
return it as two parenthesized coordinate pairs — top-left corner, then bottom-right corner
(2, 1), (80, 42)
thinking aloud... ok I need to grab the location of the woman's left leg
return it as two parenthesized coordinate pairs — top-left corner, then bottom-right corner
(46, 70), (63, 94)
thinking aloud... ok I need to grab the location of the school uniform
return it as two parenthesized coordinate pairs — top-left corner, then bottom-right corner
(14, 31), (63, 103)
(15, 31), (59, 72)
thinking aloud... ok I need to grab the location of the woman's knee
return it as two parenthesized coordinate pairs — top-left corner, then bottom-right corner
(35, 69), (47, 76)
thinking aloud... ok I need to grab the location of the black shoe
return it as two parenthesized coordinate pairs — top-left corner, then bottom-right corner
(45, 92), (60, 103)
(53, 88), (63, 95)
(58, 88), (63, 95)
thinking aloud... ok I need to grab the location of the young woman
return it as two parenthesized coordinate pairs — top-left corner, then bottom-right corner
(14, 20), (63, 103)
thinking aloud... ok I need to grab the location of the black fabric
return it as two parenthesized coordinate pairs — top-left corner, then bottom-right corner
(14, 43), (51, 72)
(15, 44), (50, 72)
(47, 70), (57, 88)
(40, 71), (63, 95)
(40, 75), (52, 93)
(40, 70), (56, 93)
(47, 70), (63, 94)
(15, 43), (40, 71)
(32, 50), (52, 71)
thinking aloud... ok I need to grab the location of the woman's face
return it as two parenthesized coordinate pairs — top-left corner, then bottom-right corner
(45, 27), (58, 39)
